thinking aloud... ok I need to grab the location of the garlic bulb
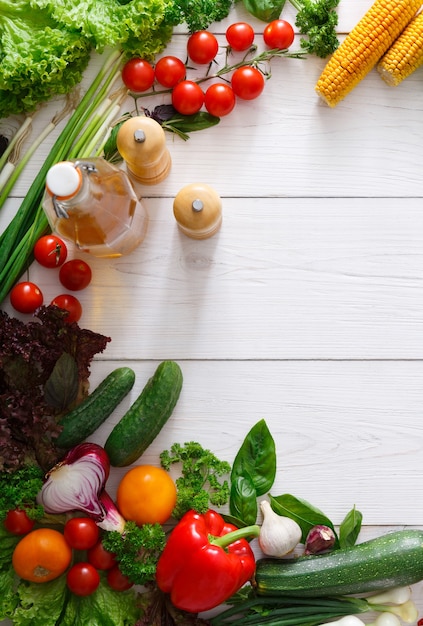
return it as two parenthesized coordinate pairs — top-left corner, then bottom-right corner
(258, 500), (302, 557)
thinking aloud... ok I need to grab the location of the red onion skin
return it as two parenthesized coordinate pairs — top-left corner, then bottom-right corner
(304, 525), (336, 555)
(38, 443), (113, 523)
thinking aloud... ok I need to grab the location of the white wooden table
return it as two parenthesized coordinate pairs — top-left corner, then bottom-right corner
(2, 0), (423, 621)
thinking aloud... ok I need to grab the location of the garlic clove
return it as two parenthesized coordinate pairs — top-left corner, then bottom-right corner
(304, 524), (336, 555)
(258, 500), (302, 558)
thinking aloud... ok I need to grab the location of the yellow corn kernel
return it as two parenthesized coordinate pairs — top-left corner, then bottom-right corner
(377, 11), (423, 85)
(315, 0), (423, 107)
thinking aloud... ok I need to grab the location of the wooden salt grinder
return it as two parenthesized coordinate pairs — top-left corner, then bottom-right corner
(173, 183), (222, 239)
(116, 116), (171, 185)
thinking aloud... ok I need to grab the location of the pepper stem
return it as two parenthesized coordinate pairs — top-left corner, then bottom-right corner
(211, 524), (260, 548)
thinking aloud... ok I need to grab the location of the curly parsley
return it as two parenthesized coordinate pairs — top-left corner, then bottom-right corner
(102, 521), (166, 586)
(160, 441), (231, 519)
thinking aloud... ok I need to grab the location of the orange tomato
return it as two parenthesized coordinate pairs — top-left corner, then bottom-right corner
(12, 528), (72, 583)
(117, 465), (177, 525)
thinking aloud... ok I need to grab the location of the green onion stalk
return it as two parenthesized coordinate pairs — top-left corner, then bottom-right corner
(0, 49), (124, 304)
(210, 587), (418, 626)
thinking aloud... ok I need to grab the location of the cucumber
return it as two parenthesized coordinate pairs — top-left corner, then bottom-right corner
(56, 367), (136, 449)
(104, 360), (183, 467)
(255, 530), (423, 597)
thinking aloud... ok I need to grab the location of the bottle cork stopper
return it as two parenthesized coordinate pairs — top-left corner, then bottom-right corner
(46, 161), (82, 200)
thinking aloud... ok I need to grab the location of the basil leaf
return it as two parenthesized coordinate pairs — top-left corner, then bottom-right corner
(44, 352), (79, 410)
(231, 419), (276, 497)
(242, 0), (286, 22)
(163, 112), (220, 140)
(230, 474), (258, 526)
(339, 506), (363, 548)
(270, 493), (339, 545)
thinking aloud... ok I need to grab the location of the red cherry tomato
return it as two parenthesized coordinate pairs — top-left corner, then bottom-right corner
(66, 562), (100, 596)
(107, 565), (134, 591)
(231, 66), (265, 100)
(122, 58), (155, 92)
(204, 83), (236, 117)
(87, 540), (117, 571)
(59, 259), (92, 291)
(50, 294), (82, 324)
(155, 56), (186, 88)
(187, 31), (219, 64)
(226, 22), (255, 51)
(10, 281), (43, 314)
(263, 19), (295, 50)
(171, 80), (204, 115)
(34, 235), (68, 268)
(4, 509), (35, 535)
(64, 517), (100, 551)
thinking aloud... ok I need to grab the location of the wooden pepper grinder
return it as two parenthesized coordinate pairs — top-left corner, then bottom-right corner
(116, 116), (171, 185)
(173, 183), (222, 239)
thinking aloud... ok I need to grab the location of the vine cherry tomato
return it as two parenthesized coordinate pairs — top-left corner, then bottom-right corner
(66, 562), (100, 596)
(10, 281), (43, 314)
(88, 540), (117, 571)
(4, 509), (35, 535)
(64, 517), (100, 550)
(107, 564), (134, 591)
(225, 22), (255, 51)
(51, 294), (82, 324)
(155, 56), (186, 88)
(171, 80), (204, 115)
(263, 19), (295, 50)
(122, 58), (155, 92)
(204, 83), (236, 117)
(59, 259), (92, 291)
(34, 234), (68, 268)
(231, 66), (265, 100)
(187, 31), (219, 64)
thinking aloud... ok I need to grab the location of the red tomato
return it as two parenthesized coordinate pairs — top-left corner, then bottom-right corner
(204, 83), (236, 117)
(34, 235), (68, 268)
(187, 31), (219, 64)
(122, 58), (155, 92)
(50, 294), (82, 324)
(263, 19), (295, 49)
(231, 66), (265, 100)
(226, 22), (255, 51)
(10, 281), (43, 314)
(87, 540), (117, 571)
(59, 259), (92, 291)
(107, 565), (134, 591)
(155, 56), (186, 88)
(171, 80), (204, 115)
(67, 562), (100, 596)
(64, 518), (99, 551)
(4, 509), (35, 535)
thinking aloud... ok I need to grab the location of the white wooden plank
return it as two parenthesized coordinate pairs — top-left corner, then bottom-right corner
(3, 196), (421, 359)
(80, 359), (423, 527)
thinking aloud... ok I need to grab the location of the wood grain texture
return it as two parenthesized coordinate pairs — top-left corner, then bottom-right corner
(1, 0), (423, 621)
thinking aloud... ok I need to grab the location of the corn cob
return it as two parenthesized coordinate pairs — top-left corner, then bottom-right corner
(377, 10), (423, 85)
(315, 0), (423, 107)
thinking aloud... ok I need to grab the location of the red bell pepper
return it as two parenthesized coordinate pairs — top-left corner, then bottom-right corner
(156, 509), (260, 613)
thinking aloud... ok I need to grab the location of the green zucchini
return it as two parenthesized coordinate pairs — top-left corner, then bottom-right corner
(104, 360), (183, 467)
(255, 530), (423, 597)
(56, 367), (136, 449)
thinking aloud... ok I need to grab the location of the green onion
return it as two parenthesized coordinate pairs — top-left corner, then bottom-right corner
(210, 595), (371, 626)
(0, 50), (123, 304)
